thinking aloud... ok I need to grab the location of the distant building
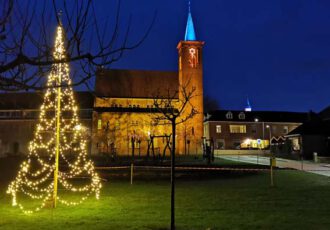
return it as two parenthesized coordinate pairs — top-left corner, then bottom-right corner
(204, 110), (308, 150)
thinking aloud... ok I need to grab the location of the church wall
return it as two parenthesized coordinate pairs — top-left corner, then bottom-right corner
(91, 110), (173, 156)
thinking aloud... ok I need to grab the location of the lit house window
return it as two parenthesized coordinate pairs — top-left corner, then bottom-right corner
(115, 121), (120, 130)
(238, 112), (245, 120)
(226, 111), (233, 119)
(283, 126), (289, 134)
(216, 125), (221, 133)
(230, 125), (246, 133)
(97, 119), (102, 130)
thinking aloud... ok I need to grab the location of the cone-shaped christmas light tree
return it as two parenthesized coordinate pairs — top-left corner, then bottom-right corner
(7, 24), (101, 214)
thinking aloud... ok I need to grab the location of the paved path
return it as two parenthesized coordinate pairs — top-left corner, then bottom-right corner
(217, 155), (330, 177)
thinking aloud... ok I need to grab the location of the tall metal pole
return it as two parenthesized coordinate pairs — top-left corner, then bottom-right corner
(267, 125), (274, 187)
(262, 122), (265, 149)
(171, 120), (176, 230)
(53, 68), (61, 208)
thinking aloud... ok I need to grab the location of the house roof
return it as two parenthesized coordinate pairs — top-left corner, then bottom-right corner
(205, 110), (308, 123)
(0, 91), (94, 110)
(318, 106), (330, 120)
(288, 117), (330, 136)
(95, 69), (178, 98)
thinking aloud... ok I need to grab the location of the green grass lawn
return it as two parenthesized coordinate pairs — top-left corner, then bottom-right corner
(1, 158), (330, 230)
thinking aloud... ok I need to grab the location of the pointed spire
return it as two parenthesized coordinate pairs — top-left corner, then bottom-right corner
(184, 1), (196, 41)
(245, 96), (252, 112)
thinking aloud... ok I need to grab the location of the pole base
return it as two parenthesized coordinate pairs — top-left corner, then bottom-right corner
(44, 197), (56, 208)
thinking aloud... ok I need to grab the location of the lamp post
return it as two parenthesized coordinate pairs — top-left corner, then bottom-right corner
(266, 125), (272, 149)
(254, 118), (260, 164)
(266, 124), (274, 187)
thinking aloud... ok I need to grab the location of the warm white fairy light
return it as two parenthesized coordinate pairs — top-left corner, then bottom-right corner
(7, 25), (102, 214)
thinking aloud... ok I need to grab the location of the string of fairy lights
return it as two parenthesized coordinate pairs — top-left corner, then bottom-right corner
(7, 25), (102, 214)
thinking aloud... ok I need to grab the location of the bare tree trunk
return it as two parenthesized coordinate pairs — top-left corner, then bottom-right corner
(171, 119), (176, 230)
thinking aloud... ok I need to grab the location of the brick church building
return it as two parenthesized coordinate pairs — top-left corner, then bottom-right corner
(0, 6), (205, 157)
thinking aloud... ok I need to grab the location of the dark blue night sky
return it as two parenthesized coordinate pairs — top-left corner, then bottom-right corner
(94, 0), (330, 113)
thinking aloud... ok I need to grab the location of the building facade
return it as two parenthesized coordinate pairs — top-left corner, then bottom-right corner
(204, 110), (308, 151)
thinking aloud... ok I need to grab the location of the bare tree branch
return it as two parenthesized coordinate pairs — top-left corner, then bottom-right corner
(0, 0), (156, 91)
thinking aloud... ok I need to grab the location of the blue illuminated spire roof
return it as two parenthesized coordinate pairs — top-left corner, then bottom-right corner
(184, 1), (196, 41)
(245, 96), (252, 112)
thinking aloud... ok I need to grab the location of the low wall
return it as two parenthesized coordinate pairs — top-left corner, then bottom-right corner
(214, 149), (270, 156)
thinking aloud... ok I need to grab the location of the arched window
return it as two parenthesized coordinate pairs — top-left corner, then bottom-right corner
(238, 112), (245, 120)
(226, 111), (233, 119)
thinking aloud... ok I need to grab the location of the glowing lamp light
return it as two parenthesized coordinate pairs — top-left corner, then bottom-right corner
(243, 138), (251, 145)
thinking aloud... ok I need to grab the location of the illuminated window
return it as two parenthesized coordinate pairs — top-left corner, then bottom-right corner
(97, 119), (102, 130)
(283, 126), (288, 134)
(230, 125), (246, 133)
(238, 112), (245, 120)
(226, 112), (233, 119)
(216, 125), (221, 133)
(115, 121), (120, 130)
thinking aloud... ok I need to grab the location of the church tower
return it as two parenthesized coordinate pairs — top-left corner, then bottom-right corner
(177, 2), (204, 154)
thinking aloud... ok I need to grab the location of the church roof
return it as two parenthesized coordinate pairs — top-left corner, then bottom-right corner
(184, 1), (196, 41)
(205, 110), (308, 123)
(0, 91), (94, 110)
(95, 69), (178, 98)
(288, 119), (330, 136)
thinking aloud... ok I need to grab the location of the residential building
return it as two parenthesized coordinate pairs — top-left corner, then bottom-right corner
(204, 110), (308, 151)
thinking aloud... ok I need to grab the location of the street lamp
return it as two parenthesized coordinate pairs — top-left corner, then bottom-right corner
(266, 125), (272, 149)
(266, 124), (274, 187)
(254, 118), (263, 149)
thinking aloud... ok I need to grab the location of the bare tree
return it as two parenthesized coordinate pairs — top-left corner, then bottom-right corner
(0, 0), (155, 91)
(152, 81), (198, 230)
